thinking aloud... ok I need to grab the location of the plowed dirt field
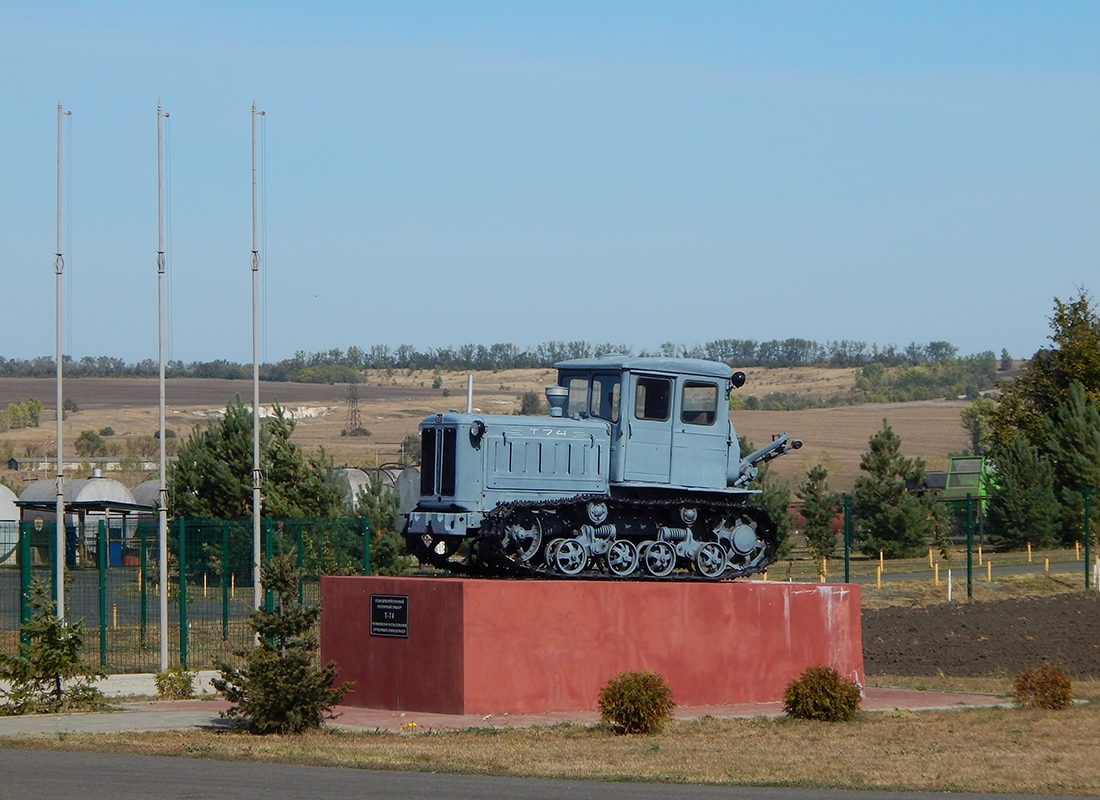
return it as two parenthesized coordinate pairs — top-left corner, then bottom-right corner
(863, 593), (1100, 678)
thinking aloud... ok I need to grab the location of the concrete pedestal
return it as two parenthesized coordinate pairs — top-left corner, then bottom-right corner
(320, 576), (863, 715)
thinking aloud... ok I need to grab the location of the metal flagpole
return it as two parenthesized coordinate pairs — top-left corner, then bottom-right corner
(251, 101), (265, 611)
(55, 100), (70, 618)
(157, 102), (170, 669)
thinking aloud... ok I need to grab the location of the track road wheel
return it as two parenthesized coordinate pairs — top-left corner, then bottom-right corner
(543, 538), (565, 567)
(553, 539), (588, 575)
(695, 542), (727, 579)
(605, 539), (639, 577)
(642, 540), (676, 578)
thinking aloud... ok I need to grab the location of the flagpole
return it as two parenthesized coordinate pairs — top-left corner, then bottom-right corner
(157, 101), (170, 669)
(55, 100), (70, 618)
(251, 101), (265, 611)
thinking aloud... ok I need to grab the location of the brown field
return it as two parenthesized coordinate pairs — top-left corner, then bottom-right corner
(1, 367), (967, 492)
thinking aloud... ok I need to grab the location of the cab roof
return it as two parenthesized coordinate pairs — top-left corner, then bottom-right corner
(555, 355), (732, 380)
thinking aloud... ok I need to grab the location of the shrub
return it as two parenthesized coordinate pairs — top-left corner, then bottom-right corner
(0, 580), (106, 715)
(213, 553), (350, 734)
(598, 670), (675, 734)
(99, 427), (115, 437)
(783, 665), (862, 721)
(1014, 663), (1073, 710)
(74, 430), (107, 457)
(155, 666), (196, 700)
(519, 390), (543, 415)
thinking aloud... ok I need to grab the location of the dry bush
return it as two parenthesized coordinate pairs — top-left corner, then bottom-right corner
(1014, 663), (1073, 709)
(783, 665), (862, 721)
(155, 667), (196, 700)
(598, 670), (675, 734)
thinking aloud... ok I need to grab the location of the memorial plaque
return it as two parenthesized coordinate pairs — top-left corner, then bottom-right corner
(370, 594), (409, 638)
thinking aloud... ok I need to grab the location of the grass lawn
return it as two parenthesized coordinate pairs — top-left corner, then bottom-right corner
(1, 680), (1098, 795)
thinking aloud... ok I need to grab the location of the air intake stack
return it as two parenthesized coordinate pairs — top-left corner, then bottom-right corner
(545, 386), (568, 418)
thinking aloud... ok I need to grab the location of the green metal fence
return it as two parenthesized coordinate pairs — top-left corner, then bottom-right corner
(0, 517), (370, 673)
(815, 487), (1097, 593)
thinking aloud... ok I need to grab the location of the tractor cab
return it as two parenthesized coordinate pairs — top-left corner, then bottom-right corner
(555, 356), (734, 490)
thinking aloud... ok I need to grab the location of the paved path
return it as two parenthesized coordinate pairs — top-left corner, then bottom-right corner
(0, 686), (1007, 737)
(0, 749), (1057, 800)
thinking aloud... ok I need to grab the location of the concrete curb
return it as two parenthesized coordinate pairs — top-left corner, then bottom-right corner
(0, 686), (1013, 737)
(0, 670), (222, 700)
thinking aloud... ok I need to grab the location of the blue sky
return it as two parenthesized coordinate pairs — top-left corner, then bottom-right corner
(2, 2), (1098, 364)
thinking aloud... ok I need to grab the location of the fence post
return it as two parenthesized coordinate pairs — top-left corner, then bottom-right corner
(179, 517), (187, 668)
(843, 495), (851, 583)
(221, 520), (229, 641)
(1085, 487), (1091, 592)
(19, 522), (31, 646)
(363, 517), (371, 576)
(264, 518), (273, 614)
(98, 520), (107, 669)
(139, 522), (148, 650)
(297, 521), (304, 606)
(966, 493), (973, 599)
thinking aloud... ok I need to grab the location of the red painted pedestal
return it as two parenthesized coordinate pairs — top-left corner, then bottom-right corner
(320, 576), (863, 715)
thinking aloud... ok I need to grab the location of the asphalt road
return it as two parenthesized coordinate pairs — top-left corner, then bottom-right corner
(0, 750), (1060, 800)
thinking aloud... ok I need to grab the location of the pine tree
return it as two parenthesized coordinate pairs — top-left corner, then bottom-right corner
(213, 553), (350, 734)
(797, 464), (841, 561)
(987, 435), (1061, 550)
(171, 397), (344, 519)
(1045, 382), (1100, 544)
(354, 473), (411, 576)
(993, 289), (1100, 450)
(0, 581), (106, 715)
(852, 420), (941, 558)
(1046, 382), (1100, 492)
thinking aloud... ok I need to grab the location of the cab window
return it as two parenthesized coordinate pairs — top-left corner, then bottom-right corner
(566, 377), (588, 416)
(634, 377), (672, 421)
(681, 382), (718, 425)
(591, 375), (620, 422)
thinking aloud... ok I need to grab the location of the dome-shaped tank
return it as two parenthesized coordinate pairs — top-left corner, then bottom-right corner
(0, 483), (18, 564)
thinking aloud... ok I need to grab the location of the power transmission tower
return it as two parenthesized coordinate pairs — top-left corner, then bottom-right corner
(343, 383), (362, 437)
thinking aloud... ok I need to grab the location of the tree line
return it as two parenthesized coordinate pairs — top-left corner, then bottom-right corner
(1, 338), (1008, 384)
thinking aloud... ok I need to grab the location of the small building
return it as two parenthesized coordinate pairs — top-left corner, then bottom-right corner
(17, 471), (148, 567)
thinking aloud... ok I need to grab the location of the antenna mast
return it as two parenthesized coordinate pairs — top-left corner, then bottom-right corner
(251, 101), (265, 611)
(157, 101), (170, 670)
(55, 100), (70, 619)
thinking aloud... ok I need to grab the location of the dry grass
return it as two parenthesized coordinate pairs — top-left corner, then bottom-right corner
(2, 703), (1100, 794)
(855, 568), (1088, 610)
(865, 675), (1100, 699)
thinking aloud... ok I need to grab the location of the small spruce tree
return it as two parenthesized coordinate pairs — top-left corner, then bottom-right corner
(797, 464), (841, 561)
(1045, 382), (1100, 545)
(213, 553), (350, 734)
(987, 435), (1061, 550)
(0, 580), (106, 715)
(355, 473), (412, 576)
(852, 421), (942, 559)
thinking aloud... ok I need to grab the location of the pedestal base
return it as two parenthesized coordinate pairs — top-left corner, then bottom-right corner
(320, 576), (863, 715)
